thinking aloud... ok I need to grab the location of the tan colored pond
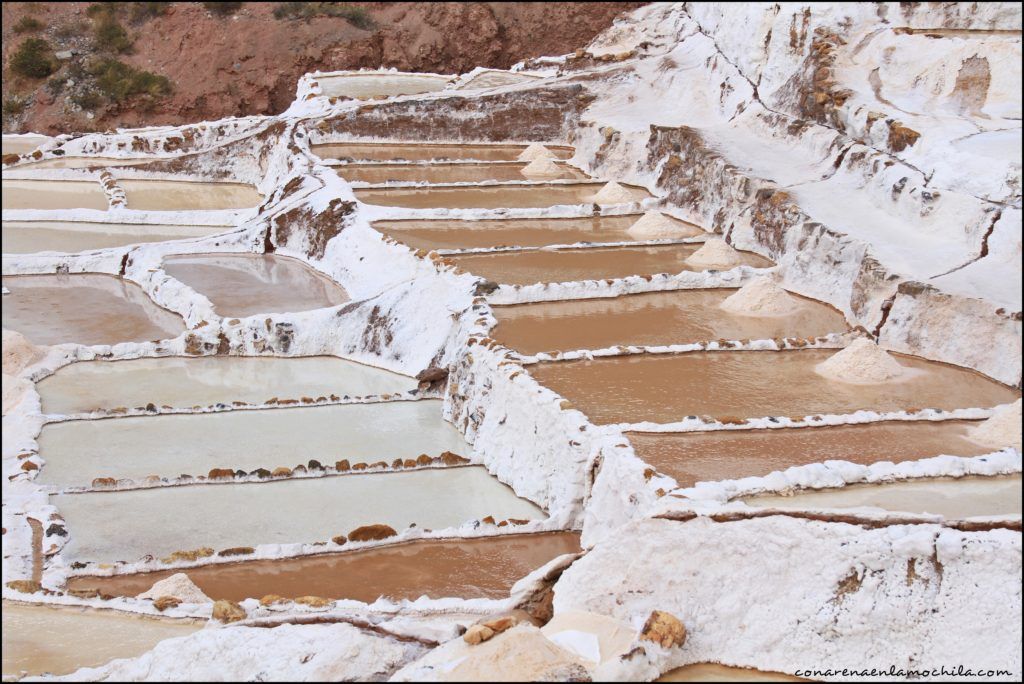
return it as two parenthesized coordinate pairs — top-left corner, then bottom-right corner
(1, 220), (229, 254)
(354, 182), (650, 209)
(658, 663), (806, 681)
(313, 142), (575, 162)
(450, 245), (771, 286)
(1, 602), (199, 678)
(119, 179), (261, 210)
(493, 289), (848, 354)
(530, 350), (1021, 424)
(336, 162), (587, 184)
(318, 73), (451, 99)
(1, 179), (108, 211)
(1, 274), (185, 346)
(161, 253), (349, 317)
(630, 420), (992, 488)
(2, 134), (52, 156)
(37, 355), (416, 414)
(68, 532), (581, 603)
(15, 156), (158, 170)
(53, 466), (545, 564)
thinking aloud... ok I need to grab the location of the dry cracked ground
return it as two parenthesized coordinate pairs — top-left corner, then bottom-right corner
(1, 2), (1022, 682)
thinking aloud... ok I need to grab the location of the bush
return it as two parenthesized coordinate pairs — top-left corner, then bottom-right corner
(203, 2), (242, 16)
(130, 2), (171, 22)
(46, 74), (68, 95)
(70, 89), (104, 111)
(94, 15), (134, 53)
(88, 57), (172, 102)
(13, 16), (44, 33)
(273, 2), (373, 29)
(10, 38), (57, 79)
(2, 95), (29, 119)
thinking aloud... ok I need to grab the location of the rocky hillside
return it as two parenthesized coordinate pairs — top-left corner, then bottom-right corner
(1, 1), (641, 134)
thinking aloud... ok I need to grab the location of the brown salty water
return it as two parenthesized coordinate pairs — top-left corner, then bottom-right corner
(162, 253), (349, 317)
(2, 179), (109, 211)
(354, 182), (650, 209)
(68, 532), (581, 603)
(658, 663), (806, 682)
(313, 142), (575, 162)
(629, 420), (992, 487)
(530, 350), (1021, 424)
(492, 289), (848, 354)
(118, 180), (261, 211)
(336, 162), (587, 184)
(2, 220), (229, 254)
(1, 274), (185, 346)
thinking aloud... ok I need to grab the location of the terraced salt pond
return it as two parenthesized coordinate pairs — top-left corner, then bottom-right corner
(1, 134), (51, 156)
(161, 253), (349, 317)
(450, 245), (772, 286)
(658, 663), (805, 682)
(530, 350), (1021, 424)
(37, 401), (466, 487)
(69, 532), (581, 603)
(1, 220), (230, 254)
(2, 603), (200, 678)
(118, 179), (261, 210)
(37, 356), (416, 414)
(2, 274), (184, 346)
(313, 142), (574, 162)
(318, 73), (451, 99)
(493, 289), (848, 354)
(53, 467), (544, 563)
(14, 156), (158, 170)
(631, 421), (993, 487)
(374, 214), (703, 250)
(1, 178), (109, 211)
(336, 161), (587, 184)
(742, 475), (1022, 519)
(354, 181), (650, 209)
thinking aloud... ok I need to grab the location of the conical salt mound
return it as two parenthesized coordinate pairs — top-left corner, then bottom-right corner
(137, 573), (211, 604)
(815, 337), (908, 385)
(684, 238), (745, 270)
(626, 211), (701, 239)
(517, 143), (557, 162)
(968, 399), (1022, 451)
(591, 181), (635, 204)
(520, 158), (563, 178)
(720, 276), (800, 317)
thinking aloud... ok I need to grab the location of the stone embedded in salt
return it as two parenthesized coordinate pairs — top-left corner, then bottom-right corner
(968, 399), (1022, 451)
(815, 337), (909, 385)
(517, 143), (558, 161)
(720, 276), (800, 317)
(626, 211), (702, 239)
(520, 158), (563, 178)
(684, 238), (745, 270)
(591, 181), (635, 204)
(137, 573), (211, 604)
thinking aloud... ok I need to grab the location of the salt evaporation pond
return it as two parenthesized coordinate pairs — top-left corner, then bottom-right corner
(2, 179), (109, 211)
(1, 274), (185, 346)
(354, 181), (650, 209)
(1, 602), (200, 678)
(118, 179), (261, 210)
(450, 245), (772, 286)
(53, 467), (544, 563)
(629, 420), (994, 488)
(318, 73), (451, 99)
(374, 214), (698, 250)
(530, 350), (1021, 424)
(162, 253), (349, 317)
(313, 142), (574, 162)
(493, 289), (848, 354)
(335, 161), (587, 184)
(14, 156), (159, 170)
(37, 400), (466, 487)
(1, 220), (229, 254)
(658, 663), (806, 682)
(69, 532), (581, 603)
(37, 356), (416, 414)
(2, 134), (51, 156)
(742, 475), (1022, 519)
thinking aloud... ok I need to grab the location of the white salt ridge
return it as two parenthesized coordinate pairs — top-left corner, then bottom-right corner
(137, 573), (211, 604)
(2, 373), (31, 415)
(815, 337), (912, 385)
(520, 158), (563, 178)
(684, 238), (745, 270)
(590, 181), (635, 204)
(517, 143), (557, 161)
(969, 399), (1022, 451)
(626, 211), (700, 239)
(719, 275), (801, 317)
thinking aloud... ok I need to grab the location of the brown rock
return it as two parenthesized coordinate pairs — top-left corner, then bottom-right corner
(271, 467), (293, 477)
(439, 451), (467, 465)
(415, 366), (449, 384)
(218, 546), (254, 557)
(259, 594), (285, 606)
(20, 461), (38, 472)
(92, 477), (118, 488)
(348, 524), (397, 542)
(416, 454), (432, 466)
(153, 596), (182, 611)
(294, 595), (332, 608)
(6, 580), (41, 594)
(331, 535), (348, 546)
(212, 599), (246, 623)
(335, 459), (350, 472)
(207, 468), (235, 480)
(639, 610), (687, 648)
(68, 588), (100, 599)
(463, 624), (495, 645)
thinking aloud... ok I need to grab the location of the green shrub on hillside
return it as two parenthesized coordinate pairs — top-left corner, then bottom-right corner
(273, 2), (373, 29)
(94, 14), (134, 53)
(13, 16), (44, 33)
(88, 57), (172, 102)
(10, 38), (57, 79)
(203, 2), (243, 16)
(2, 95), (29, 119)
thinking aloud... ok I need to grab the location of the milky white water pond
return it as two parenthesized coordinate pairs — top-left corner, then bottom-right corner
(1, 178), (108, 211)
(118, 179), (261, 210)
(318, 73), (451, 99)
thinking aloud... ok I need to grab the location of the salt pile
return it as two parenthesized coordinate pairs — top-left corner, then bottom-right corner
(815, 337), (910, 385)
(137, 573), (211, 604)
(520, 158), (563, 178)
(591, 181), (635, 204)
(684, 238), (745, 270)
(626, 211), (701, 239)
(968, 399), (1022, 451)
(720, 276), (800, 316)
(3, 328), (44, 375)
(517, 143), (558, 161)
(2, 374), (31, 415)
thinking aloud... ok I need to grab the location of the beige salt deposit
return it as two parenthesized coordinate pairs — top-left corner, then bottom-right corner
(968, 399), (1022, 451)
(520, 158), (564, 178)
(2, 328), (44, 375)
(684, 238), (746, 270)
(815, 337), (914, 385)
(626, 211), (702, 239)
(2, 374), (31, 415)
(517, 143), (558, 161)
(720, 276), (801, 317)
(590, 181), (636, 204)
(137, 573), (210, 604)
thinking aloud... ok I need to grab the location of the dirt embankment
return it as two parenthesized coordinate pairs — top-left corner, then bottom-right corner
(2, 2), (642, 134)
